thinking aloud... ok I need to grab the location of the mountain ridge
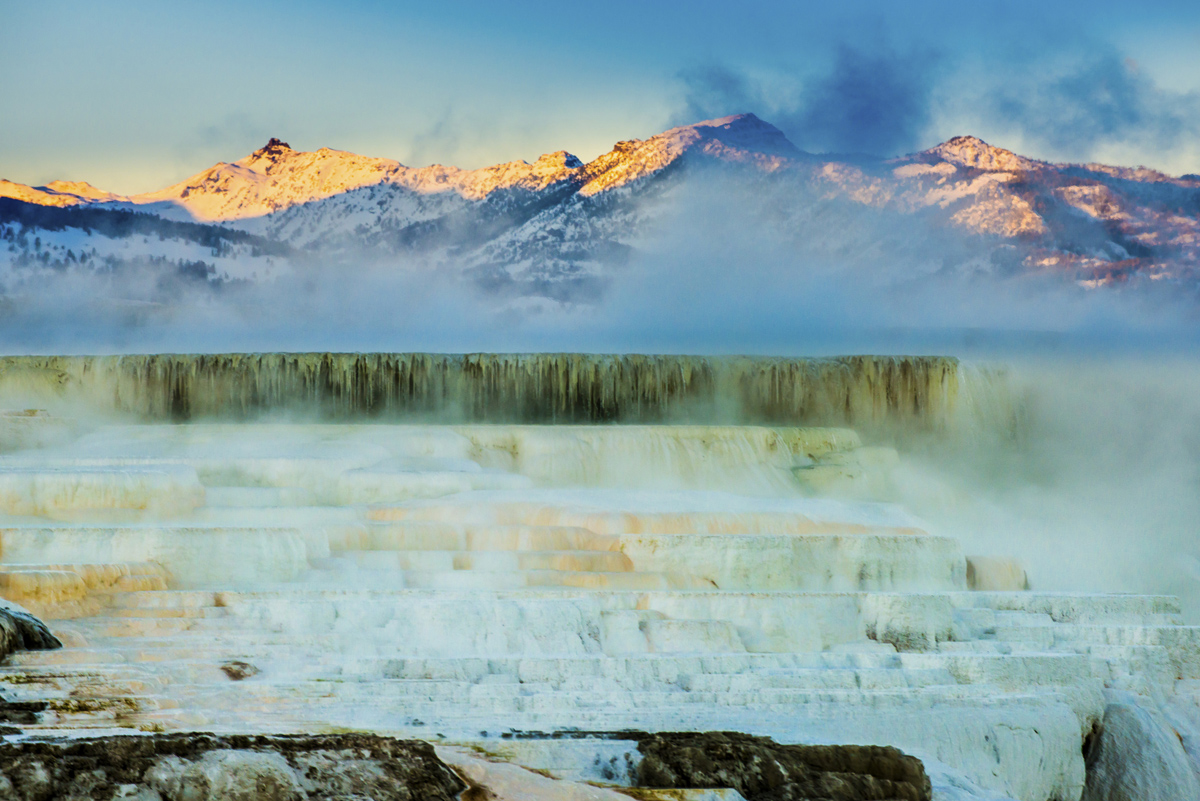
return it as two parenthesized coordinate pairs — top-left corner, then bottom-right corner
(8, 117), (1196, 220)
(1, 114), (1197, 299)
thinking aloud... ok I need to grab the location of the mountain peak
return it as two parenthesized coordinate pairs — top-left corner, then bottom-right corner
(576, 113), (801, 197)
(927, 135), (1038, 172)
(245, 138), (294, 164)
(43, 180), (119, 201)
(0, 178), (122, 206)
(7, 117), (1197, 292)
(674, 113), (802, 159)
(534, 151), (583, 170)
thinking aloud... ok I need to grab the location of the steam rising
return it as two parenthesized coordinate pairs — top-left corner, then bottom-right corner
(676, 43), (1200, 170)
(902, 357), (1200, 619)
(0, 159), (1197, 622)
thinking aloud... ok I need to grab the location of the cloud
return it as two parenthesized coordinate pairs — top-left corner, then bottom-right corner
(172, 114), (281, 178)
(404, 107), (463, 168)
(789, 46), (940, 156)
(677, 45), (940, 157)
(678, 42), (1200, 171)
(984, 50), (1200, 160)
(676, 65), (769, 131)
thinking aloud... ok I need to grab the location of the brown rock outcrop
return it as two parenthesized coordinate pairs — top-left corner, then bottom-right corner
(0, 732), (466, 801)
(635, 732), (931, 801)
(0, 606), (61, 659)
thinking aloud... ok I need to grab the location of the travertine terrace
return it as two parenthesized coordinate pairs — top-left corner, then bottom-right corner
(0, 354), (1196, 800)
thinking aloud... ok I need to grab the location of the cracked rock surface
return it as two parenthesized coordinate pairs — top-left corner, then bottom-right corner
(0, 606), (60, 660)
(635, 732), (931, 801)
(0, 732), (466, 801)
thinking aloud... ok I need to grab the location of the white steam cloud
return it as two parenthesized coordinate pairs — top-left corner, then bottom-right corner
(1, 167), (1198, 620)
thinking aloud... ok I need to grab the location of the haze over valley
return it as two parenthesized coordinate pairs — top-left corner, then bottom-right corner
(2, 114), (1197, 352)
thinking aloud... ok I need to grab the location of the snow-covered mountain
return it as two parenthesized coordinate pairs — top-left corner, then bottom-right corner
(0, 179), (123, 207)
(2, 114), (1198, 300)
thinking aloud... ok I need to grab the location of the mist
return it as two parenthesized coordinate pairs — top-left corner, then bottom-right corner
(890, 356), (1200, 619)
(2, 159), (1196, 355)
(1, 163), (1199, 624)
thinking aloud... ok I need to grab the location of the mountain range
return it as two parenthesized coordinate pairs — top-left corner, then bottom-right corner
(2, 114), (1197, 302)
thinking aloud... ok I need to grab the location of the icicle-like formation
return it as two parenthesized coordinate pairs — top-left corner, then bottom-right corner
(0, 353), (1004, 431)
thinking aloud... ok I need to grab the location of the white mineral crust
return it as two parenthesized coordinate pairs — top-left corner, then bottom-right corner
(0, 421), (1194, 800)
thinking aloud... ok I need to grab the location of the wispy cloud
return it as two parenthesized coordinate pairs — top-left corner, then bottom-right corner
(677, 45), (941, 156)
(983, 49), (1200, 162)
(678, 42), (1200, 172)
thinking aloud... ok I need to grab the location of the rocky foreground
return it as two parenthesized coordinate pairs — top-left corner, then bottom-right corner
(0, 729), (938, 801)
(0, 732), (465, 800)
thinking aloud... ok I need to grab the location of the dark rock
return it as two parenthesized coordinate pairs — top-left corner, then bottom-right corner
(1082, 694), (1200, 801)
(259, 138), (292, 155)
(220, 660), (260, 681)
(0, 699), (47, 725)
(0, 732), (466, 800)
(0, 608), (61, 659)
(636, 732), (931, 801)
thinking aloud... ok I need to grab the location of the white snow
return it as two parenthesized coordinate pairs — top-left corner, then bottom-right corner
(0, 419), (1194, 799)
(3, 118), (1196, 288)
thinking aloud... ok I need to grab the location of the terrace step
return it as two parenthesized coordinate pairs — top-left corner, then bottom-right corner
(200, 487), (316, 507)
(313, 549), (635, 573)
(355, 523), (623, 553)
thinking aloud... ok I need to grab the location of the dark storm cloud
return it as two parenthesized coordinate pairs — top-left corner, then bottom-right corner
(679, 43), (1200, 169)
(986, 50), (1200, 159)
(677, 65), (768, 129)
(677, 45), (941, 157)
(790, 46), (940, 156)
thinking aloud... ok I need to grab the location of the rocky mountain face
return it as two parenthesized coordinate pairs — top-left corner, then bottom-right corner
(1, 114), (1197, 302)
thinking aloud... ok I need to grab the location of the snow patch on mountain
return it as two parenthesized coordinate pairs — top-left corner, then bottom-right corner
(43, 181), (124, 202)
(0, 221), (284, 288)
(129, 138), (402, 222)
(920, 136), (1043, 173)
(0, 179), (124, 207)
(578, 113), (799, 197)
(2, 114), (1197, 297)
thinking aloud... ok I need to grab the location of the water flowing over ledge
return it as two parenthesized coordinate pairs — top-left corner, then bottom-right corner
(0, 353), (1013, 431)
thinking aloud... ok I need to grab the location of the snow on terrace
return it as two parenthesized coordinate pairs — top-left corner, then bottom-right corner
(389, 488), (926, 532)
(1, 369), (1200, 799)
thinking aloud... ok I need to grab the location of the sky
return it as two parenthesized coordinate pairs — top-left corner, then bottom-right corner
(2, 0), (1199, 194)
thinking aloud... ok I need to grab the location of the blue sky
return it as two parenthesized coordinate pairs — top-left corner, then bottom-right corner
(3, 0), (1198, 193)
